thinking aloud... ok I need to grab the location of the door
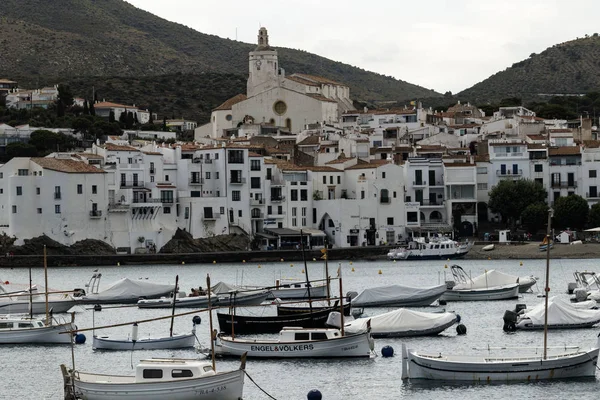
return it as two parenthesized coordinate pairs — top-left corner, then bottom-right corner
(500, 164), (506, 175)
(429, 170), (436, 186)
(429, 192), (437, 205)
(512, 164), (518, 175)
(415, 190), (423, 205)
(415, 170), (423, 185)
(567, 172), (575, 187)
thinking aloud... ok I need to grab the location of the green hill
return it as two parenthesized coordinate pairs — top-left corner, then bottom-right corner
(458, 35), (600, 103)
(0, 0), (440, 121)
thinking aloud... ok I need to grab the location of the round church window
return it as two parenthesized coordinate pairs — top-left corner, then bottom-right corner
(225, 114), (232, 121)
(273, 101), (287, 115)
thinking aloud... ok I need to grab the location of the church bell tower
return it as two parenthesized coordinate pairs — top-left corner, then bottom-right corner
(247, 27), (279, 97)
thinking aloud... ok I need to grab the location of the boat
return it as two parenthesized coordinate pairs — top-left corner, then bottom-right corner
(348, 284), (447, 307)
(137, 294), (217, 309)
(0, 314), (75, 344)
(539, 236), (554, 251)
(267, 280), (328, 300)
(340, 308), (458, 338)
(570, 271), (600, 302)
(73, 273), (176, 304)
(440, 265), (520, 301)
(61, 357), (246, 400)
(387, 236), (472, 261)
(276, 300), (351, 316)
(0, 283), (77, 314)
(481, 244), (495, 251)
(503, 296), (600, 331)
(217, 305), (350, 335)
(213, 325), (373, 358)
(402, 209), (600, 382)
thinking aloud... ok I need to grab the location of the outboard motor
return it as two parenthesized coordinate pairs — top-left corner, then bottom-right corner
(567, 282), (578, 294)
(574, 288), (589, 302)
(502, 309), (518, 332)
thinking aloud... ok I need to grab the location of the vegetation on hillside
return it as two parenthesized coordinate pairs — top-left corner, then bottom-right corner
(0, 0), (439, 106)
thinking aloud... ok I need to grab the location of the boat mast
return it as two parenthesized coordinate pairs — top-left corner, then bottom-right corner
(44, 245), (49, 324)
(28, 266), (33, 320)
(324, 237), (330, 306)
(300, 230), (314, 323)
(543, 208), (553, 360)
(169, 275), (179, 337)
(338, 263), (345, 336)
(206, 274), (216, 371)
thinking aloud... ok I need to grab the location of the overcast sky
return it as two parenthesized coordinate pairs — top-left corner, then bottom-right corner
(126, 0), (600, 94)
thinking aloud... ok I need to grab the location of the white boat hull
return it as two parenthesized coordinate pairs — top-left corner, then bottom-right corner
(0, 322), (74, 344)
(404, 345), (599, 381)
(441, 284), (519, 301)
(267, 285), (328, 300)
(214, 331), (372, 358)
(93, 333), (196, 350)
(73, 369), (245, 400)
(137, 296), (215, 309)
(0, 299), (77, 314)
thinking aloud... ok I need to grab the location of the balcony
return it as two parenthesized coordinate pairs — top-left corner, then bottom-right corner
(54, 192), (61, 200)
(496, 169), (523, 177)
(230, 177), (246, 185)
(251, 212), (265, 220)
(189, 178), (204, 185)
(202, 213), (221, 221)
(267, 211), (286, 218)
(271, 196), (286, 203)
(250, 198), (265, 206)
(228, 157), (244, 164)
(108, 203), (130, 212)
(551, 181), (577, 189)
(89, 210), (103, 219)
(420, 199), (445, 206)
(269, 178), (286, 186)
(586, 192), (599, 199)
(120, 180), (145, 188)
(413, 180), (426, 186)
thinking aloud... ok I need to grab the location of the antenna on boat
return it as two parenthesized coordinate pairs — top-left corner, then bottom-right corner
(169, 275), (179, 338)
(300, 230), (315, 324)
(207, 274), (216, 372)
(543, 208), (554, 360)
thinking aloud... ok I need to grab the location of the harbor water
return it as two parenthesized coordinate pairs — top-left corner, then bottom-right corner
(3, 258), (600, 400)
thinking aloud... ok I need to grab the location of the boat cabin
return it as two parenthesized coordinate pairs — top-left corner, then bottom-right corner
(278, 327), (341, 341)
(134, 359), (215, 383)
(0, 316), (46, 330)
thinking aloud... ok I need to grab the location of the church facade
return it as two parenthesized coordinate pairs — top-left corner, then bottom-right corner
(195, 27), (355, 140)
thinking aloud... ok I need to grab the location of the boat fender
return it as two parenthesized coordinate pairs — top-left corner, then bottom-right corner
(307, 389), (322, 400)
(455, 314), (461, 323)
(93, 304), (102, 312)
(503, 323), (516, 333)
(192, 315), (202, 325)
(381, 345), (394, 358)
(75, 333), (86, 344)
(456, 324), (467, 335)
(368, 334), (375, 352)
(131, 323), (139, 342)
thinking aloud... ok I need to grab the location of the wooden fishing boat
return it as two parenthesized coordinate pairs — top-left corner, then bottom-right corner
(0, 314), (75, 344)
(276, 301), (351, 316)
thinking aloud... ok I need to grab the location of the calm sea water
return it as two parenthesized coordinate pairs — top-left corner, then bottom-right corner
(3, 258), (600, 400)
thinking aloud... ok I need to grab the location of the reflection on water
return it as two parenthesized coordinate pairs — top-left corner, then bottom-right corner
(2, 258), (600, 399)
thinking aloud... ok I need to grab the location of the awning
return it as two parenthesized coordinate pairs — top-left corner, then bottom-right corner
(264, 228), (302, 236)
(295, 228), (326, 236)
(255, 232), (277, 239)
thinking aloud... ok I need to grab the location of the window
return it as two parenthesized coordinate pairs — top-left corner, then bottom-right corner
(215, 172), (219, 179)
(55, 205), (61, 214)
(0, 172), (2, 178)
(150, 162), (155, 172)
(214, 153), (219, 160)
(251, 160), (261, 171)
(251, 177), (261, 189)
(232, 191), (241, 201)
(92, 185), (97, 194)
(382, 172), (386, 179)
(322, 176), (326, 184)
(302, 217), (307, 226)
(151, 176), (155, 182)
(267, 206), (272, 214)
(477, 183), (488, 190)
(12, 205), (16, 213)
(311, 332), (328, 340)
(75, 184), (82, 194)
(54, 186), (61, 200)
(143, 369), (163, 379)
(590, 170), (597, 178)
(300, 189), (308, 201)
(534, 164), (543, 173)
(337, 176), (341, 184)
(36, 187), (40, 195)
(292, 218), (297, 227)
(16, 186), (22, 196)
(165, 175), (170, 182)
(329, 176), (333, 185)
(37, 208), (42, 214)
(295, 332), (309, 340)
(407, 212), (418, 223)
(205, 171), (211, 180)
(128, 158), (133, 164)
(220, 207), (225, 214)
(476, 167), (487, 174)
(225, 114), (232, 121)
(238, 210), (242, 217)
(292, 208), (297, 217)
(18, 169), (28, 176)
(302, 207), (306, 217)
(273, 101), (287, 115)
(387, 217), (394, 225)
(171, 369), (193, 378)
(160, 190), (174, 203)
(164, 207), (171, 214)
(230, 170), (242, 184)
(278, 205), (283, 214)
(228, 150), (244, 164)
(291, 189), (298, 201)
(184, 207), (190, 219)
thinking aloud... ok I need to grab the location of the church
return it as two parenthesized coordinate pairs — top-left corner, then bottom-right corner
(195, 27), (355, 139)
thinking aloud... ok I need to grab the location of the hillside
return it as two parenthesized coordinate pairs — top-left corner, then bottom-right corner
(458, 35), (600, 102)
(0, 0), (440, 116)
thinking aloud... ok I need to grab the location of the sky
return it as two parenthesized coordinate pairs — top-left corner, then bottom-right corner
(125, 0), (600, 94)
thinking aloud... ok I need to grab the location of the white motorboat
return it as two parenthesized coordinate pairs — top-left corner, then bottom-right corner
(73, 273), (176, 304)
(340, 308), (457, 338)
(402, 210), (600, 382)
(93, 321), (198, 351)
(267, 280), (328, 300)
(214, 325), (374, 358)
(570, 271), (600, 302)
(0, 314), (75, 344)
(0, 283), (77, 314)
(503, 297), (600, 331)
(481, 244), (495, 251)
(387, 237), (472, 261)
(137, 293), (218, 309)
(348, 284), (447, 307)
(61, 357), (246, 400)
(441, 266), (520, 301)
(211, 282), (271, 306)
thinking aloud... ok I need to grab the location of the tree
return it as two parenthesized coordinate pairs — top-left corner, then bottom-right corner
(89, 101), (95, 116)
(520, 203), (549, 234)
(589, 203), (600, 229)
(488, 179), (547, 226)
(126, 111), (134, 129)
(553, 195), (589, 230)
(29, 130), (76, 154)
(82, 100), (89, 115)
(72, 116), (93, 136)
(56, 84), (74, 115)
(5, 142), (38, 159)
(109, 110), (115, 123)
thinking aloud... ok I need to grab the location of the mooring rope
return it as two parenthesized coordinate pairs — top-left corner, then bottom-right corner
(244, 370), (278, 399)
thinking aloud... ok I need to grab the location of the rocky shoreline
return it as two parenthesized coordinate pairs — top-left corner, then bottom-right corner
(465, 242), (600, 260)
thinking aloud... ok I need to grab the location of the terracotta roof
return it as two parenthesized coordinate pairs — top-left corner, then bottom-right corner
(285, 75), (320, 87)
(583, 140), (600, 149)
(142, 151), (163, 156)
(548, 129), (573, 134)
(474, 154), (490, 162)
(289, 73), (344, 86)
(548, 146), (581, 156)
(305, 93), (337, 103)
(444, 162), (475, 167)
(416, 145), (446, 152)
(213, 94), (247, 111)
(75, 153), (104, 159)
(179, 143), (201, 151)
(527, 144), (547, 150)
(297, 136), (320, 146)
(345, 161), (389, 170)
(0, 79), (17, 84)
(248, 152), (263, 157)
(326, 157), (354, 165)
(103, 143), (139, 152)
(527, 135), (546, 141)
(307, 165), (340, 172)
(32, 158), (105, 174)
(448, 124), (480, 128)
(94, 101), (138, 109)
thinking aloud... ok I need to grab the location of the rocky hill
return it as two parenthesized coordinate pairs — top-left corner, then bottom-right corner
(0, 0), (440, 114)
(458, 35), (600, 103)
